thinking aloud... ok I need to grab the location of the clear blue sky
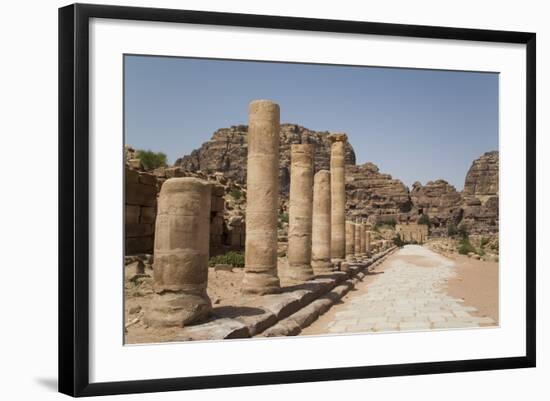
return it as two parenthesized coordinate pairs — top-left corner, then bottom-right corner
(124, 55), (498, 190)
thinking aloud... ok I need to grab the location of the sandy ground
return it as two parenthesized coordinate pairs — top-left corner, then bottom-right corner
(443, 254), (499, 324)
(124, 267), (246, 344)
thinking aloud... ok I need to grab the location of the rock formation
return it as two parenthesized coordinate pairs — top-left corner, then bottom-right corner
(175, 123), (356, 196)
(409, 179), (463, 235)
(345, 162), (411, 223)
(461, 151), (499, 234)
(463, 151), (499, 196)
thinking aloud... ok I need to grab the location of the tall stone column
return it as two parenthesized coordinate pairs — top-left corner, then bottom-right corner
(145, 177), (212, 327)
(311, 170), (332, 275)
(360, 219), (367, 257)
(287, 144), (315, 283)
(345, 220), (355, 258)
(354, 218), (362, 257)
(242, 100), (281, 295)
(365, 230), (371, 255)
(329, 133), (347, 261)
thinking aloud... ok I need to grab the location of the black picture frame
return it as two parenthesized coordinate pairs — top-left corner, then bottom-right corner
(58, 3), (536, 397)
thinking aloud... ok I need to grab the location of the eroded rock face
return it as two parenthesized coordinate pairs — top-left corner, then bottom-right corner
(461, 151), (499, 234)
(175, 124), (356, 196)
(409, 180), (463, 234)
(464, 151), (499, 196)
(345, 162), (411, 222)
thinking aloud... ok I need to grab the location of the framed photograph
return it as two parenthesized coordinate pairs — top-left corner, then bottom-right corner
(58, 3), (536, 397)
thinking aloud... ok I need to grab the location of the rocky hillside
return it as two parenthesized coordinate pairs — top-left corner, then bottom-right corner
(175, 124), (356, 196)
(463, 151), (499, 197)
(159, 125), (499, 236)
(409, 180), (463, 235)
(346, 162), (411, 222)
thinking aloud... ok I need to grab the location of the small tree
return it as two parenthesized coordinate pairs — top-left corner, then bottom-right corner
(135, 149), (167, 170)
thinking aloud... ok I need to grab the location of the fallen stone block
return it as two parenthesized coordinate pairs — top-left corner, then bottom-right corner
(287, 303), (321, 329)
(261, 320), (301, 337)
(259, 293), (302, 320)
(175, 318), (250, 341)
(308, 297), (335, 316)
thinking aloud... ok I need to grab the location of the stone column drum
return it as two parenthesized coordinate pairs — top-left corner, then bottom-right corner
(242, 100), (281, 295)
(360, 220), (367, 257)
(329, 133), (348, 261)
(311, 170), (333, 275)
(144, 177), (212, 328)
(287, 144), (315, 283)
(354, 218), (362, 257)
(345, 220), (355, 258)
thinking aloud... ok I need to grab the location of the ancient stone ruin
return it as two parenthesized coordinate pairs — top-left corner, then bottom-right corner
(144, 177), (212, 327)
(241, 100), (282, 295)
(311, 170), (332, 275)
(329, 133), (348, 262)
(396, 223), (429, 244)
(124, 99), (499, 338)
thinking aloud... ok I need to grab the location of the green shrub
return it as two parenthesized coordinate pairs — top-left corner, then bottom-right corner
(208, 251), (245, 267)
(280, 213), (289, 223)
(480, 237), (489, 248)
(417, 214), (430, 226)
(457, 237), (476, 255)
(457, 223), (469, 239)
(230, 188), (242, 200)
(447, 222), (458, 237)
(135, 149), (167, 170)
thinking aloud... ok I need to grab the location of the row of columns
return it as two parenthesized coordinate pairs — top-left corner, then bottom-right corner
(145, 99), (371, 327)
(345, 219), (371, 259)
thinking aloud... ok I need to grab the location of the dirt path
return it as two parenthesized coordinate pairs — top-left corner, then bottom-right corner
(301, 245), (497, 335)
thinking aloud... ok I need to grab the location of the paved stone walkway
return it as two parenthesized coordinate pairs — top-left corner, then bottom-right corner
(322, 245), (495, 334)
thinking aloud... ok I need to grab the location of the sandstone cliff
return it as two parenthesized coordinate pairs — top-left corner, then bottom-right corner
(461, 151), (499, 234)
(409, 180), (463, 235)
(175, 124), (356, 196)
(345, 162), (411, 223)
(463, 150), (499, 196)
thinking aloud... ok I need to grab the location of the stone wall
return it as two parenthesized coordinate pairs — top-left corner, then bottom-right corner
(396, 223), (429, 244)
(149, 165), (245, 257)
(125, 166), (158, 254)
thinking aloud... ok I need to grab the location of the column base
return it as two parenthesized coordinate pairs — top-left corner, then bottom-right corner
(311, 259), (334, 275)
(241, 271), (281, 295)
(143, 291), (211, 328)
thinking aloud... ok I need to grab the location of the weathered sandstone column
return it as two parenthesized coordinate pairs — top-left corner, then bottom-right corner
(329, 133), (348, 261)
(145, 177), (211, 327)
(365, 230), (371, 255)
(345, 220), (355, 258)
(242, 100), (281, 295)
(354, 218), (362, 257)
(287, 144), (315, 283)
(311, 170), (333, 275)
(360, 219), (367, 257)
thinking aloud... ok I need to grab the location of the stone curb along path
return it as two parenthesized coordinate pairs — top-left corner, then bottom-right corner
(172, 247), (398, 341)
